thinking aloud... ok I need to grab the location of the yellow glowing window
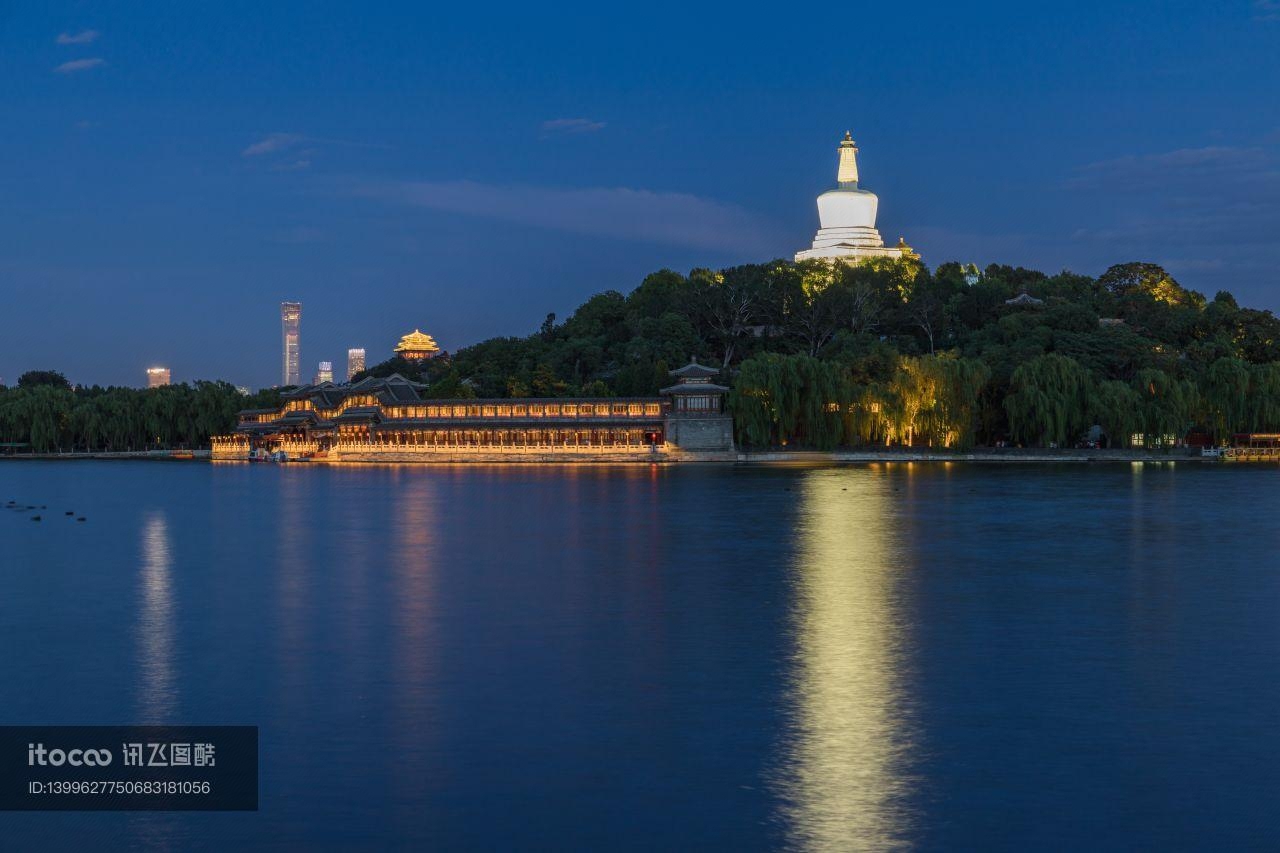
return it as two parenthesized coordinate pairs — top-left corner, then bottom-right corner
(453, 406), (466, 417)
(561, 404), (576, 416)
(611, 404), (627, 415)
(530, 405), (544, 416)
(497, 405), (512, 417)
(596, 404), (609, 416)
(513, 405), (527, 416)
(482, 406), (496, 417)
(546, 404), (560, 416)
(644, 403), (660, 416)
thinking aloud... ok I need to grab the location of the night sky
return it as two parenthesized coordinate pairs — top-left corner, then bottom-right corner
(3, 1), (1278, 388)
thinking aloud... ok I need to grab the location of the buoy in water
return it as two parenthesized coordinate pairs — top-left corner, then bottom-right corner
(76, 517), (86, 522)
(30, 515), (41, 522)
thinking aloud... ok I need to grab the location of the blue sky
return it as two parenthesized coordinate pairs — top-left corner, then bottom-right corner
(2, 1), (1279, 388)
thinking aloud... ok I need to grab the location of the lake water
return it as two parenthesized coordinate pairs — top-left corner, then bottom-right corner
(1, 460), (1278, 850)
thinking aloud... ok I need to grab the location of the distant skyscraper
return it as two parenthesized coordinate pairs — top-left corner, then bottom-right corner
(281, 302), (302, 386)
(347, 348), (366, 382)
(314, 361), (333, 384)
(147, 367), (171, 388)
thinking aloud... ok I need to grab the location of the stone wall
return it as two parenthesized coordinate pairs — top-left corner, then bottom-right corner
(664, 416), (734, 451)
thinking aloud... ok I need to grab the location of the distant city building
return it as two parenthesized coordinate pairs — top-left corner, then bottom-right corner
(236, 386), (252, 396)
(281, 301), (302, 386)
(393, 329), (441, 361)
(347, 348), (366, 382)
(147, 367), (171, 388)
(314, 361), (333, 384)
(796, 131), (917, 265)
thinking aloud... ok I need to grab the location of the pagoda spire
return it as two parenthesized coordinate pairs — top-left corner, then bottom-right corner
(836, 131), (859, 186)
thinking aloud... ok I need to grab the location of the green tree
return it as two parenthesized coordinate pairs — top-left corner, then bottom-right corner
(1004, 353), (1092, 447)
(18, 370), (72, 390)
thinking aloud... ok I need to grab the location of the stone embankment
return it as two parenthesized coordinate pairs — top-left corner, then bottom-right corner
(0, 450), (211, 461)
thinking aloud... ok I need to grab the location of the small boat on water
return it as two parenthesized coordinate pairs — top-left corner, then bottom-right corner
(170, 450), (194, 460)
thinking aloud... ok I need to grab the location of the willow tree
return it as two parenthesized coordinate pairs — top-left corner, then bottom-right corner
(729, 353), (847, 448)
(844, 381), (897, 447)
(1133, 369), (1195, 448)
(933, 356), (991, 449)
(1004, 353), (1092, 447)
(844, 354), (988, 449)
(1249, 363), (1280, 432)
(1198, 357), (1251, 440)
(1089, 380), (1141, 447)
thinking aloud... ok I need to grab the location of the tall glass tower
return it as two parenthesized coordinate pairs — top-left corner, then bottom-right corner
(347, 348), (366, 382)
(281, 302), (302, 386)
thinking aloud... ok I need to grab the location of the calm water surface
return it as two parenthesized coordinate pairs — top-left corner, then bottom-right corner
(1, 461), (1278, 850)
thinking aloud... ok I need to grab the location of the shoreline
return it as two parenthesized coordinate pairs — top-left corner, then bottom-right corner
(0, 448), (1238, 464)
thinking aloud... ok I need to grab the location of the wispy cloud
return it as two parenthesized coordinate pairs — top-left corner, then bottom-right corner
(1066, 141), (1280, 287)
(54, 57), (105, 74)
(353, 179), (782, 252)
(272, 150), (316, 172)
(242, 132), (304, 157)
(56, 29), (99, 45)
(1069, 145), (1274, 191)
(539, 118), (606, 137)
(1255, 0), (1280, 21)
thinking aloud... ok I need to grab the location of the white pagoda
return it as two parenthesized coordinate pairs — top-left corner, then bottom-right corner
(795, 132), (917, 264)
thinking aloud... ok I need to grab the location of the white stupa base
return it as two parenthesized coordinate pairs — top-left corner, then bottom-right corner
(795, 226), (912, 263)
(794, 244), (909, 263)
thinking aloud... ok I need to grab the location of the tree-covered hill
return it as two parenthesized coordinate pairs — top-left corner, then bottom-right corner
(357, 258), (1280, 450)
(6, 257), (1278, 453)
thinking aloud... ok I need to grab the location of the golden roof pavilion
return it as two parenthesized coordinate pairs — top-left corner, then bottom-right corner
(394, 329), (440, 360)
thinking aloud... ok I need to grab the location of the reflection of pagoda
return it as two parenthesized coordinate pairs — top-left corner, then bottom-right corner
(394, 329), (441, 361)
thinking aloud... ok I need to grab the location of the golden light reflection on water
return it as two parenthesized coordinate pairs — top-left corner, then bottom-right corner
(138, 511), (176, 722)
(392, 477), (438, 720)
(776, 469), (917, 851)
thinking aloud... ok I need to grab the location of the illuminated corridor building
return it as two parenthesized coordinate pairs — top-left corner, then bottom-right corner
(212, 361), (734, 461)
